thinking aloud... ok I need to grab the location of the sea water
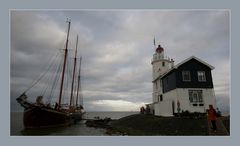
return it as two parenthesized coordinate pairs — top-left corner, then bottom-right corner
(10, 111), (138, 136)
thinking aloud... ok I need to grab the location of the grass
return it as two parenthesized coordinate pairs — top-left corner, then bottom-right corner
(108, 114), (209, 136)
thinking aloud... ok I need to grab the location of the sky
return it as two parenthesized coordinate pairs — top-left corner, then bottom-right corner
(10, 10), (230, 113)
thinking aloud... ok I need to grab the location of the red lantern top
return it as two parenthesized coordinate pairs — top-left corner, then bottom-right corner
(156, 44), (164, 53)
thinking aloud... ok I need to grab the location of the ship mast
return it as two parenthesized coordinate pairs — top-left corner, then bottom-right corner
(76, 56), (82, 107)
(70, 35), (78, 108)
(58, 20), (71, 108)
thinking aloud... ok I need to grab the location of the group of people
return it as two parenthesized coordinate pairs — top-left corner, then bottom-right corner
(140, 105), (150, 114)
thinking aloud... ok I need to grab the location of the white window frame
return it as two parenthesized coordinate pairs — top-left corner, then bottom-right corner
(182, 70), (191, 81)
(198, 71), (206, 82)
(189, 90), (203, 103)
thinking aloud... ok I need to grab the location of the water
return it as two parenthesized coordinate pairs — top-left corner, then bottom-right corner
(10, 111), (138, 136)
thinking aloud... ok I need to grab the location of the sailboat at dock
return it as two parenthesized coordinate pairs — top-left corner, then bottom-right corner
(16, 20), (85, 129)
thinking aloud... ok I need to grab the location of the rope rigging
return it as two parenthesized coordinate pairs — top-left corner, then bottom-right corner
(49, 63), (62, 104)
(23, 52), (60, 94)
(40, 53), (61, 96)
(45, 55), (63, 104)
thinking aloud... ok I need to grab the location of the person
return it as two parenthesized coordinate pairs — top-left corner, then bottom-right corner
(140, 106), (145, 114)
(207, 105), (217, 132)
(216, 108), (222, 117)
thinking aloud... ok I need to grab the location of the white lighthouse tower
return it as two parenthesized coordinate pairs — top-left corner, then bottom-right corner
(152, 45), (174, 80)
(151, 44), (174, 114)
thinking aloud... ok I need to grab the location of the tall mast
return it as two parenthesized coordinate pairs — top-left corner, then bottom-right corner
(70, 35), (78, 107)
(58, 20), (71, 108)
(76, 56), (82, 107)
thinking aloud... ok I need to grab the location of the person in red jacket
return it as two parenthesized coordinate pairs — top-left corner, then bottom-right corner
(207, 105), (217, 131)
(140, 106), (145, 114)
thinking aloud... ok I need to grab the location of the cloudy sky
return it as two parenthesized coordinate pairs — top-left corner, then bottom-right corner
(10, 10), (230, 113)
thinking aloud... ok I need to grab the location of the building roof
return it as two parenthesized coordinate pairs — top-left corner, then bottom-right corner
(174, 56), (214, 70)
(153, 56), (215, 82)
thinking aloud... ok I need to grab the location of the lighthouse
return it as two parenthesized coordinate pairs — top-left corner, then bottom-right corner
(151, 44), (174, 109)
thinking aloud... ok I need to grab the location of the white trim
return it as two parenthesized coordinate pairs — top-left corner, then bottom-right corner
(159, 56), (215, 79)
(174, 56), (215, 70)
(197, 71), (206, 82)
(188, 90), (204, 103)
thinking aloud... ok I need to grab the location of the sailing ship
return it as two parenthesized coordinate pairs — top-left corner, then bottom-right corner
(16, 20), (85, 129)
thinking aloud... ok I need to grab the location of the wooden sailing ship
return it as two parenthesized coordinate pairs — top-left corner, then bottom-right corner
(16, 20), (85, 129)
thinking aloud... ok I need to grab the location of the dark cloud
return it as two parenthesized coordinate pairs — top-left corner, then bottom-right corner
(11, 10), (230, 112)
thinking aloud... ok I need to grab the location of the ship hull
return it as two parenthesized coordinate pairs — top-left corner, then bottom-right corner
(17, 87), (83, 129)
(23, 106), (73, 129)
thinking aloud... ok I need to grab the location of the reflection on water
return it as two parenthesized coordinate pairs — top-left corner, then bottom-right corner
(11, 111), (138, 136)
(20, 120), (107, 136)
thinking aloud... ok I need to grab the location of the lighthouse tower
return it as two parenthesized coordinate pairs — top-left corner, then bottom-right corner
(151, 45), (174, 107)
(152, 45), (174, 80)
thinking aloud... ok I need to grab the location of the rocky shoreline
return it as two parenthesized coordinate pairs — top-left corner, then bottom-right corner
(85, 114), (212, 136)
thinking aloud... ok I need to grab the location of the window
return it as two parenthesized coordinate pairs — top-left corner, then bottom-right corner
(162, 62), (165, 67)
(157, 95), (163, 102)
(182, 71), (191, 81)
(198, 71), (206, 82)
(160, 95), (163, 101)
(189, 90), (203, 103)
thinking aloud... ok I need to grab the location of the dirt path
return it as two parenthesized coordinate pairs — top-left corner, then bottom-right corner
(208, 118), (229, 136)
